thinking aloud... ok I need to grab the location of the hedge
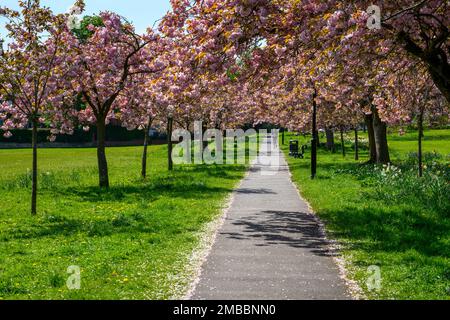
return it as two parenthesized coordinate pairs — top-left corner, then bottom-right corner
(0, 125), (149, 144)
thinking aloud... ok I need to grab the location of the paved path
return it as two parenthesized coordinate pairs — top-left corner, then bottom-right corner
(192, 136), (351, 300)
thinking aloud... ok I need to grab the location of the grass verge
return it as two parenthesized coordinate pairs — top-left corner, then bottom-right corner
(0, 144), (248, 299)
(281, 129), (450, 300)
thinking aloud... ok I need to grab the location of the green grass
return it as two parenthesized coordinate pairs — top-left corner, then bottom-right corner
(0, 144), (249, 299)
(387, 129), (450, 160)
(282, 129), (450, 300)
(1, 129), (448, 300)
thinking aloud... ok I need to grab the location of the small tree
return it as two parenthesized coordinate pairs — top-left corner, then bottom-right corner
(0, 1), (76, 214)
(116, 73), (162, 179)
(68, 9), (164, 188)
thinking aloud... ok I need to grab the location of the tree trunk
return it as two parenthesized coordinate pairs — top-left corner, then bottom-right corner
(31, 120), (38, 215)
(316, 130), (320, 147)
(168, 117), (174, 171)
(340, 128), (346, 158)
(428, 63), (450, 103)
(325, 128), (335, 152)
(281, 128), (285, 145)
(421, 47), (450, 103)
(418, 106), (425, 178)
(399, 32), (450, 103)
(141, 117), (152, 179)
(354, 128), (359, 161)
(372, 106), (391, 164)
(96, 119), (110, 188)
(365, 114), (377, 164)
(311, 92), (317, 179)
(202, 122), (208, 150)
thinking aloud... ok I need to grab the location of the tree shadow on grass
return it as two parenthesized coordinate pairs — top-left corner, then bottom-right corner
(54, 170), (238, 203)
(175, 164), (247, 180)
(1, 165), (248, 241)
(2, 212), (162, 241)
(320, 206), (450, 259)
(285, 162), (359, 178)
(4, 180), (233, 241)
(57, 183), (234, 203)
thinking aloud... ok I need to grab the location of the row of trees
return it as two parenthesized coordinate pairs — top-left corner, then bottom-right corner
(158, 0), (448, 171)
(0, 1), (173, 213)
(0, 0), (449, 214)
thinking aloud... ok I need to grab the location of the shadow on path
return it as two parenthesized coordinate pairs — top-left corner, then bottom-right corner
(222, 210), (338, 257)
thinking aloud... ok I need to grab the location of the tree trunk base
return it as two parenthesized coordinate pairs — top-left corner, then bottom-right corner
(31, 121), (38, 215)
(372, 106), (391, 164)
(96, 120), (110, 188)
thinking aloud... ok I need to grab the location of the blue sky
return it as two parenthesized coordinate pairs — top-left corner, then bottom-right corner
(1, 0), (172, 39)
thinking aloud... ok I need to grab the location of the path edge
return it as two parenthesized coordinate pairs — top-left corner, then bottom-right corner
(176, 170), (251, 300)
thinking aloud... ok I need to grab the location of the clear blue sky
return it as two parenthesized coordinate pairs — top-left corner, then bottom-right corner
(1, 0), (172, 39)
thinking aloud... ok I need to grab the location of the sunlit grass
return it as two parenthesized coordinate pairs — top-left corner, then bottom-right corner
(282, 129), (450, 300)
(0, 144), (249, 299)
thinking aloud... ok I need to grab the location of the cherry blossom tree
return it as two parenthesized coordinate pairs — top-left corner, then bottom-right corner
(162, 0), (449, 167)
(0, 0), (77, 214)
(67, 9), (166, 188)
(116, 68), (170, 178)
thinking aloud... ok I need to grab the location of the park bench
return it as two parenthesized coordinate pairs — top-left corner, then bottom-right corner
(289, 140), (308, 159)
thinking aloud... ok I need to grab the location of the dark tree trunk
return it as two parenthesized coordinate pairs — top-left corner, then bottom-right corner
(311, 91), (317, 179)
(202, 122), (208, 150)
(340, 128), (346, 158)
(365, 113), (377, 164)
(185, 120), (191, 132)
(354, 128), (359, 161)
(421, 47), (450, 104)
(141, 117), (153, 179)
(168, 117), (174, 171)
(372, 106), (391, 164)
(418, 106), (425, 178)
(141, 133), (149, 179)
(282, 128), (285, 145)
(325, 128), (335, 152)
(398, 31), (450, 103)
(428, 63), (450, 103)
(31, 120), (38, 215)
(96, 118), (109, 188)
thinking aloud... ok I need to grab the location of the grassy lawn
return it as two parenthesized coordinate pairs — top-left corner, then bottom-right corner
(1, 129), (448, 300)
(0, 144), (248, 299)
(281, 129), (450, 300)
